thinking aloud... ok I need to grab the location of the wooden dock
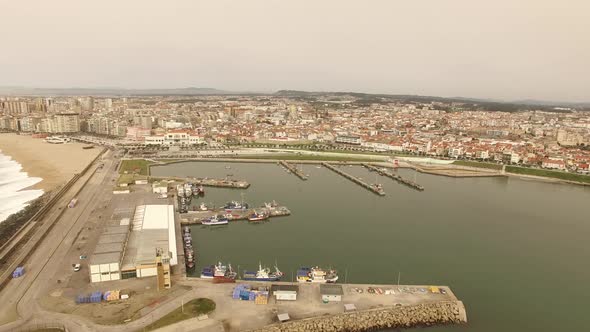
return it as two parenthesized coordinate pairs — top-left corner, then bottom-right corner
(279, 160), (308, 180)
(180, 205), (291, 225)
(322, 162), (385, 196)
(362, 164), (424, 191)
(150, 176), (250, 189)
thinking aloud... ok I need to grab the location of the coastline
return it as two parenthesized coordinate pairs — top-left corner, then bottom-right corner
(0, 133), (101, 192)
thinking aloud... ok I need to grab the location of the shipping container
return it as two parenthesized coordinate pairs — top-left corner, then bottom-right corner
(90, 291), (103, 303)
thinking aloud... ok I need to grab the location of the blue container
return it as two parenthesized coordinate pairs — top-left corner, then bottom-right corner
(90, 291), (102, 303)
(76, 294), (90, 303)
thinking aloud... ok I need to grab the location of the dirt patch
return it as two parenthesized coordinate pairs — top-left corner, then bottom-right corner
(39, 283), (191, 325)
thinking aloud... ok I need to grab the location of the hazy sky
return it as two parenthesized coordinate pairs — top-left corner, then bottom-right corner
(1, 0), (589, 102)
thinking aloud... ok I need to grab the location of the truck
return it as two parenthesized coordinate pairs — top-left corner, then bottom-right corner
(68, 198), (78, 208)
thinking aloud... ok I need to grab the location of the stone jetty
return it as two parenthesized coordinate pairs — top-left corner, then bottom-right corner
(248, 301), (467, 332)
(279, 160), (308, 180)
(322, 162), (385, 196)
(362, 163), (424, 191)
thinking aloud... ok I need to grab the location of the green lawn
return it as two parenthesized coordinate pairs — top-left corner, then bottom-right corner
(453, 160), (503, 170)
(234, 154), (379, 162)
(144, 298), (216, 331)
(119, 159), (151, 175)
(506, 166), (590, 183)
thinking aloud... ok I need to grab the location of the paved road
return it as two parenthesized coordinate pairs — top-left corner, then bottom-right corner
(0, 150), (118, 331)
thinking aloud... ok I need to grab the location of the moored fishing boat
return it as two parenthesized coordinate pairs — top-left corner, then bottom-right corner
(297, 266), (338, 283)
(242, 263), (283, 282)
(224, 201), (249, 210)
(201, 215), (229, 226)
(212, 262), (237, 283)
(248, 210), (269, 222)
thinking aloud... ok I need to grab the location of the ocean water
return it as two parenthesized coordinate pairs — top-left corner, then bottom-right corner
(0, 152), (44, 223)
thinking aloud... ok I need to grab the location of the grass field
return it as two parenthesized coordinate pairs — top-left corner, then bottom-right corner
(144, 298), (216, 331)
(235, 154), (379, 162)
(453, 160), (503, 170)
(506, 166), (590, 184)
(119, 159), (151, 175)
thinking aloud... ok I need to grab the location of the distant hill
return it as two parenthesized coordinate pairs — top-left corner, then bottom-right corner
(275, 90), (590, 110)
(0, 86), (234, 96)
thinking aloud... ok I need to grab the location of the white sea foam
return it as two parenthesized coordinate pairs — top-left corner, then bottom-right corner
(0, 152), (44, 222)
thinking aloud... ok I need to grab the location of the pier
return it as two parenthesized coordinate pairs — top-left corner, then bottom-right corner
(179, 205), (291, 225)
(149, 176), (250, 189)
(279, 160), (308, 180)
(322, 162), (385, 196)
(362, 164), (425, 191)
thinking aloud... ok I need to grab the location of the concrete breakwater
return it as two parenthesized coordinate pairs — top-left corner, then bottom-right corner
(279, 160), (308, 180)
(249, 301), (467, 332)
(362, 163), (424, 191)
(322, 162), (385, 196)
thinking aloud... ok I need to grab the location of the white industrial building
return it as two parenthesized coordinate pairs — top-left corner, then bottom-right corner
(335, 135), (362, 145)
(120, 205), (177, 279)
(89, 225), (130, 283)
(320, 284), (344, 303)
(144, 131), (204, 146)
(271, 284), (299, 301)
(89, 205), (177, 283)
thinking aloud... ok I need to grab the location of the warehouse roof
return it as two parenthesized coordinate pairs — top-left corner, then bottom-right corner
(97, 233), (128, 245)
(93, 242), (124, 255)
(103, 225), (130, 235)
(90, 252), (121, 265)
(271, 284), (299, 293)
(120, 204), (177, 270)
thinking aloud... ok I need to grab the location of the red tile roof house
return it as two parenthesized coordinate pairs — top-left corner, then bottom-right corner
(541, 158), (566, 170)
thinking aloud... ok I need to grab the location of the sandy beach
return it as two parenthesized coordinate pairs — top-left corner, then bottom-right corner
(0, 133), (101, 192)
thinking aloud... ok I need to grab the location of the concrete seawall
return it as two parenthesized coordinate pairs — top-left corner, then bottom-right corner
(248, 301), (467, 332)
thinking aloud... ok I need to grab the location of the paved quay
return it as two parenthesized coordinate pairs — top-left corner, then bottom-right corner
(149, 175), (250, 189)
(148, 279), (465, 332)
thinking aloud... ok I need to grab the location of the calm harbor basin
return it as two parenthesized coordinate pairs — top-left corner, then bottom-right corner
(151, 161), (590, 332)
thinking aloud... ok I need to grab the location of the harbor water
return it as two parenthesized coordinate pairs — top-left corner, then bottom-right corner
(151, 161), (590, 332)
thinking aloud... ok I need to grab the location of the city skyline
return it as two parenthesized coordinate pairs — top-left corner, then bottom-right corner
(1, 0), (589, 102)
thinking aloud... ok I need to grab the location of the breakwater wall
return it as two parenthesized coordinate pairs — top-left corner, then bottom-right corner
(362, 163), (424, 191)
(249, 301), (467, 332)
(322, 162), (385, 196)
(279, 161), (308, 180)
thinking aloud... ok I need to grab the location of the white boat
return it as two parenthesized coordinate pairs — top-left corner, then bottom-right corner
(45, 136), (70, 144)
(199, 202), (208, 211)
(177, 184), (185, 197)
(297, 266), (339, 283)
(184, 183), (192, 197)
(201, 215), (229, 226)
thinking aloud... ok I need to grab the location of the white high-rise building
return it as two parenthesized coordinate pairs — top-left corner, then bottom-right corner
(55, 113), (80, 133)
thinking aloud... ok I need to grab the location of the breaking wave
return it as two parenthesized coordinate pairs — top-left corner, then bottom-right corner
(0, 152), (44, 223)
